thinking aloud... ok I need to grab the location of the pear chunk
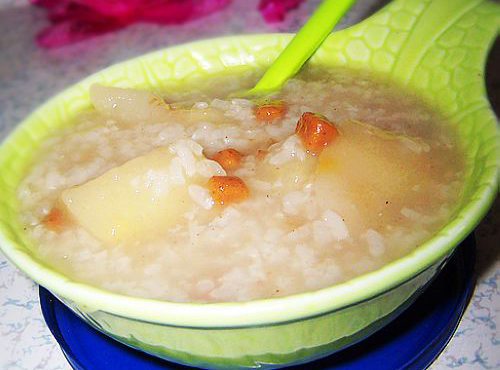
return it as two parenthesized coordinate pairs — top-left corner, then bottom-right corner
(90, 84), (232, 127)
(61, 140), (224, 243)
(90, 84), (171, 125)
(315, 120), (435, 231)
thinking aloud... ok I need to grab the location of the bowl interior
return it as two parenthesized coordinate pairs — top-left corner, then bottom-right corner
(0, 0), (498, 327)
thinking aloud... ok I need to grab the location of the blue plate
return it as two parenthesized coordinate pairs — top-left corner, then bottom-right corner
(39, 234), (475, 370)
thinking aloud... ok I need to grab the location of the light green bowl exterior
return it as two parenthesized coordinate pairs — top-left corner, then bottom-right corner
(0, 0), (498, 368)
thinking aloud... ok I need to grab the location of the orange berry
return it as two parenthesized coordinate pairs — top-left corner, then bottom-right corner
(42, 207), (68, 233)
(211, 148), (243, 172)
(208, 176), (249, 206)
(254, 101), (287, 123)
(295, 112), (338, 155)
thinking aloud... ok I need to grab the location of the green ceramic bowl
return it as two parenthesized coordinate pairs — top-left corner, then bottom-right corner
(0, 0), (498, 368)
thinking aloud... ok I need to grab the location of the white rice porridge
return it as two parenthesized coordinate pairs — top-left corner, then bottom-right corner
(17, 70), (464, 302)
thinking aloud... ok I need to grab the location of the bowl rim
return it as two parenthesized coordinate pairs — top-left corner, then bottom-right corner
(0, 33), (498, 328)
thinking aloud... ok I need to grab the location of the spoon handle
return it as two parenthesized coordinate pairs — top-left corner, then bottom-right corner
(247, 0), (357, 96)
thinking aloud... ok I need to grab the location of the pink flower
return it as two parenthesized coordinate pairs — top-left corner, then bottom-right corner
(31, 0), (306, 48)
(258, 0), (305, 23)
(30, 0), (231, 48)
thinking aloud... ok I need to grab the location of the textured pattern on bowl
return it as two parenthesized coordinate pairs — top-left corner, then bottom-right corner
(0, 0), (498, 368)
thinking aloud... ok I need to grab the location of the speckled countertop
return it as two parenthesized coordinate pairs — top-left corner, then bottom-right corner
(0, 0), (498, 369)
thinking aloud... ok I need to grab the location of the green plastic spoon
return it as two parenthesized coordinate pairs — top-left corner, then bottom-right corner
(241, 0), (357, 97)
